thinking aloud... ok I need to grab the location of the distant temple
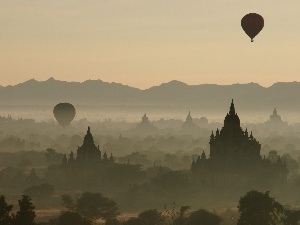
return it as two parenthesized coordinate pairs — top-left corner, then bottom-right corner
(134, 113), (157, 133)
(266, 108), (287, 127)
(139, 114), (151, 128)
(0, 114), (35, 126)
(182, 111), (197, 129)
(0, 114), (13, 123)
(63, 127), (113, 165)
(191, 100), (288, 189)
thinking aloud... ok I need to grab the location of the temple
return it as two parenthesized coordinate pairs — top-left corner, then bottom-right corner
(266, 108), (287, 127)
(182, 111), (197, 129)
(191, 100), (288, 189)
(76, 126), (101, 162)
(63, 127), (113, 165)
(134, 113), (157, 134)
(139, 114), (151, 128)
(209, 100), (261, 163)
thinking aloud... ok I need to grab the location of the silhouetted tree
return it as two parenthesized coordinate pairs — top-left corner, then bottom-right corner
(0, 195), (13, 225)
(124, 209), (164, 225)
(0, 136), (25, 150)
(118, 152), (151, 166)
(58, 211), (91, 225)
(164, 154), (177, 168)
(0, 167), (24, 186)
(282, 154), (299, 177)
(126, 217), (142, 225)
(14, 195), (36, 225)
(61, 194), (75, 211)
(68, 151), (75, 164)
(24, 183), (54, 202)
(17, 159), (32, 169)
(173, 206), (190, 225)
(105, 218), (120, 225)
(138, 209), (164, 225)
(151, 171), (189, 192)
(186, 209), (222, 225)
(61, 192), (119, 222)
(182, 155), (191, 167)
(267, 150), (280, 163)
(45, 148), (63, 165)
(237, 191), (284, 225)
(25, 169), (40, 184)
(283, 209), (300, 225)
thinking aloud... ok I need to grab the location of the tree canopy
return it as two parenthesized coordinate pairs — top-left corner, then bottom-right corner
(62, 192), (119, 222)
(14, 195), (36, 225)
(58, 211), (91, 225)
(186, 209), (222, 225)
(237, 190), (284, 225)
(0, 195), (13, 225)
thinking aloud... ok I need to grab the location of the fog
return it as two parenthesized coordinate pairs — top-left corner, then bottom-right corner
(0, 101), (300, 224)
(1, 104), (300, 123)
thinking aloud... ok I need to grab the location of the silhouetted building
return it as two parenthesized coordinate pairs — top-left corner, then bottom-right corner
(210, 100), (261, 163)
(63, 127), (113, 165)
(266, 108), (287, 127)
(0, 114), (35, 126)
(191, 100), (288, 190)
(130, 114), (157, 135)
(76, 126), (101, 162)
(138, 114), (151, 128)
(182, 111), (197, 129)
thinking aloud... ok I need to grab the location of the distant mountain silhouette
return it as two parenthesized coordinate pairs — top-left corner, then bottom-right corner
(0, 78), (300, 111)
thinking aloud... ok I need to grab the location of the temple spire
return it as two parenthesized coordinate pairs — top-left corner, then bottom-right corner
(83, 126), (94, 144)
(229, 99), (235, 115)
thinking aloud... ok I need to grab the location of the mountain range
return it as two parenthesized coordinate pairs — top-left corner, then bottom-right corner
(0, 78), (300, 112)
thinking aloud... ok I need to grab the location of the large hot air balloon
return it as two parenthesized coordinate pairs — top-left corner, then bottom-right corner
(241, 13), (264, 42)
(53, 103), (76, 127)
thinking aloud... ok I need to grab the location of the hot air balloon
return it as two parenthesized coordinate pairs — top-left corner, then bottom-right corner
(53, 103), (76, 127)
(241, 13), (264, 42)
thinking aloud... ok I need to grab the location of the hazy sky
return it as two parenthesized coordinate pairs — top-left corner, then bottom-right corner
(1, 0), (300, 89)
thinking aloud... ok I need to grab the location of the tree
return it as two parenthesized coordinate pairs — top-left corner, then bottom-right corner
(124, 209), (164, 225)
(58, 211), (91, 225)
(118, 152), (151, 166)
(14, 195), (36, 225)
(24, 183), (55, 203)
(61, 194), (75, 211)
(138, 209), (164, 225)
(283, 209), (300, 225)
(182, 155), (191, 167)
(105, 218), (120, 225)
(282, 154), (299, 177)
(0, 195), (13, 225)
(186, 209), (222, 225)
(173, 206), (190, 225)
(267, 150), (280, 163)
(164, 154), (177, 168)
(45, 148), (63, 165)
(126, 217), (143, 225)
(237, 191), (284, 225)
(61, 192), (119, 222)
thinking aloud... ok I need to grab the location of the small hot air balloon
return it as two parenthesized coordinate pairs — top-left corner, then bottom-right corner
(241, 13), (264, 42)
(53, 103), (76, 127)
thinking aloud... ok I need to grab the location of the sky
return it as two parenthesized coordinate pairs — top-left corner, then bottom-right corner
(1, 0), (300, 89)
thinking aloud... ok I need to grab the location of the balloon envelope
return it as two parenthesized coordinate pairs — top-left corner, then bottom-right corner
(241, 13), (264, 42)
(53, 103), (76, 127)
